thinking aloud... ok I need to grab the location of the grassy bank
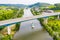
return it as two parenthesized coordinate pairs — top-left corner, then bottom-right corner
(54, 10), (60, 12)
(31, 8), (60, 40)
(0, 6), (24, 40)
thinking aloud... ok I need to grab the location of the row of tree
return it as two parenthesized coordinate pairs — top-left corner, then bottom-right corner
(48, 3), (60, 10)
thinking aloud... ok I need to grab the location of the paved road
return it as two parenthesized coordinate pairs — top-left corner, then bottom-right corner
(13, 8), (53, 40)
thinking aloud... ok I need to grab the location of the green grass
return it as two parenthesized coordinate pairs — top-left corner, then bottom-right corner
(41, 19), (60, 40)
(0, 6), (24, 40)
(0, 6), (24, 21)
(54, 10), (60, 12)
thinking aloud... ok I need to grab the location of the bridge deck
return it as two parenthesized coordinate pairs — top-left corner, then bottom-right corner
(0, 12), (60, 26)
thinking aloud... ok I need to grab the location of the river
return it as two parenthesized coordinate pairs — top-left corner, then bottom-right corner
(14, 8), (53, 40)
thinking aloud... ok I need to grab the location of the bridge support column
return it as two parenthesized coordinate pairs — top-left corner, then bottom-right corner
(44, 18), (48, 24)
(58, 15), (59, 19)
(15, 22), (20, 31)
(7, 26), (11, 35)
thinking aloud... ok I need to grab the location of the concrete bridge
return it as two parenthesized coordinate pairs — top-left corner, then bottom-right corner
(0, 12), (60, 26)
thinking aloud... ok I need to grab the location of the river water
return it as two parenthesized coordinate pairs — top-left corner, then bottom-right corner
(14, 8), (53, 40)
(20, 8), (42, 33)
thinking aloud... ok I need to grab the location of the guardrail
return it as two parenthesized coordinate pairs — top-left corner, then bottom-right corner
(0, 12), (60, 26)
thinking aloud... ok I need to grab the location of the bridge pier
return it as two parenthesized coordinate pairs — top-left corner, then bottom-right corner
(58, 15), (60, 19)
(43, 18), (48, 24)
